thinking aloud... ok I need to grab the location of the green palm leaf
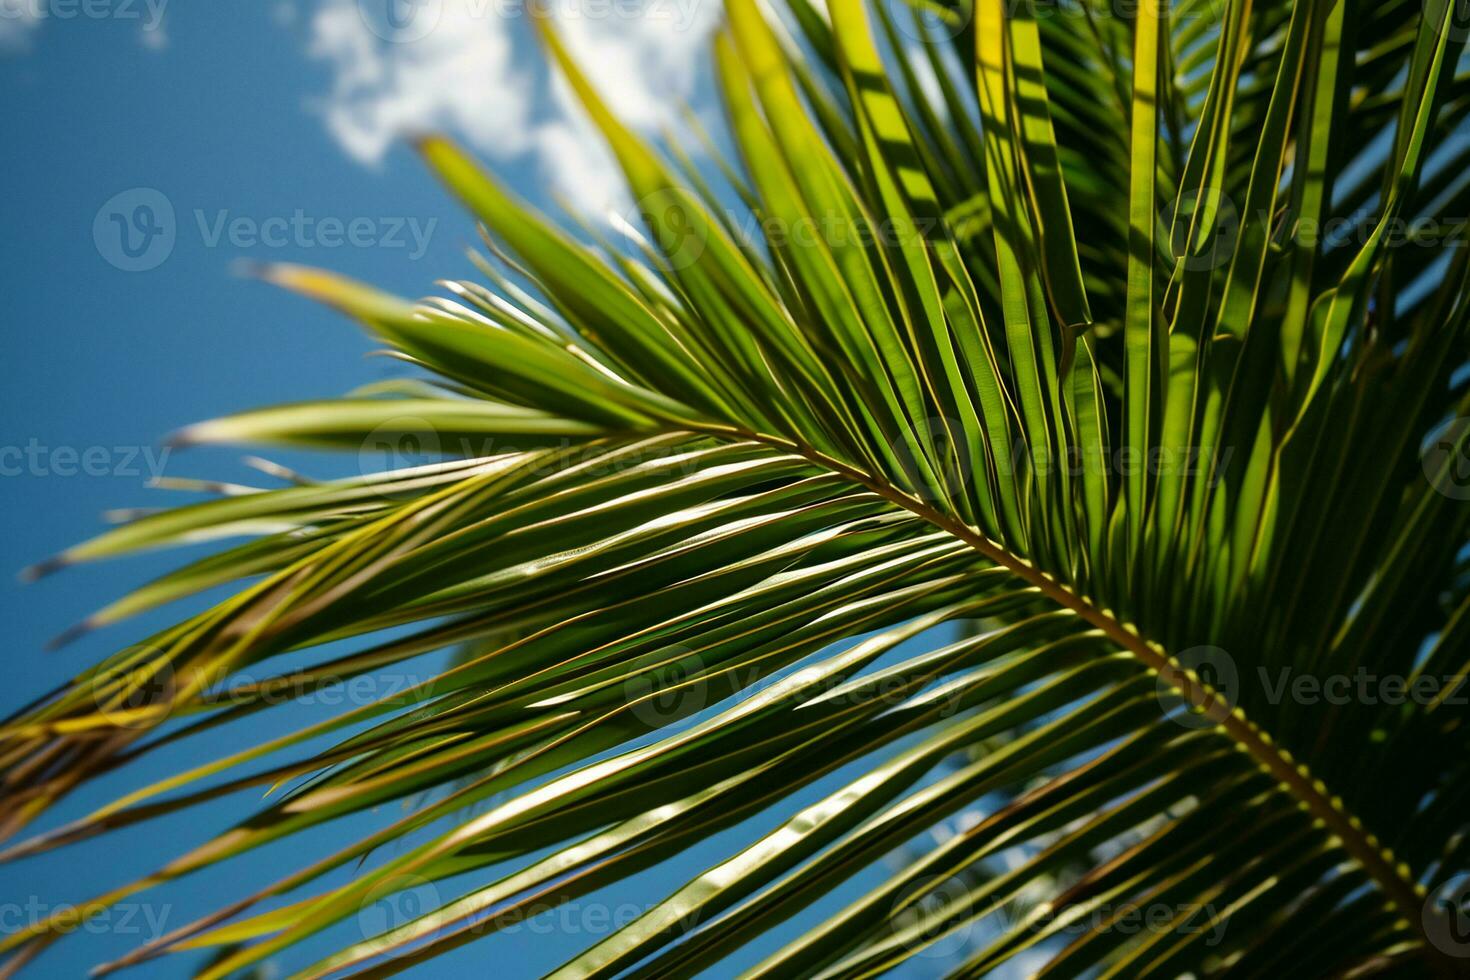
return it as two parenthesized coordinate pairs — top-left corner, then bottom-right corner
(4, 0), (1469, 976)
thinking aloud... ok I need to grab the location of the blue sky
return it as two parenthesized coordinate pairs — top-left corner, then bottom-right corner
(0, 4), (969, 976)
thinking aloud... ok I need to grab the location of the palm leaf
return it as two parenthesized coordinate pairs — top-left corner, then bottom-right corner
(4, 0), (1469, 977)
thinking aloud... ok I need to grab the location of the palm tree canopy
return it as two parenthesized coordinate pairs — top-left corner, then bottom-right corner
(4, 0), (1470, 976)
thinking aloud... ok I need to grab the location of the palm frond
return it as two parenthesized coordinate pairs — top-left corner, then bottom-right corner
(4, 0), (1469, 976)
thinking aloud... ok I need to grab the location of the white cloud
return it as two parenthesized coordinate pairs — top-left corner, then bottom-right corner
(303, 0), (719, 217)
(0, 3), (45, 51)
(550, 3), (714, 130)
(532, 109), (628, 218)
(308, 1), (534, 165)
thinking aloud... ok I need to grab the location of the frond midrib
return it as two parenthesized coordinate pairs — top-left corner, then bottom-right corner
(695, 419), (1432, 952)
